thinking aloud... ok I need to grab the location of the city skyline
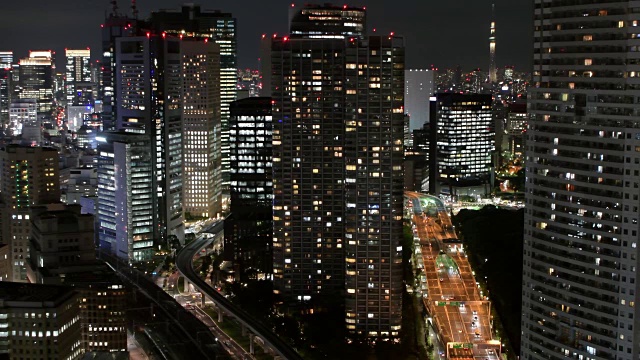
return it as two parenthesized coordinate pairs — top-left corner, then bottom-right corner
(0, 0), (533, 71)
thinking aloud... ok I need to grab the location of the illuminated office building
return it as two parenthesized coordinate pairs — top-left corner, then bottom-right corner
(505, 102), (527, 157)
(26, 203), (127, 354)
(0, 52), (12, 127)
(0, 145), (60, 282)
(522, 2), (640, 359)
(97, 132), (154, 261)
(428, 93), (494, 197)
(65, 49), (91, 105)
(113, 34), (185, 248)
(18, 51), (53, 113)
(151, 4), (237, 201)
(272, 4), (404, 338)
(181, 40), (222, 219)
(289, 3), (366, 39)
(0, 52), (12, 69)
(0, 282), (82, 359)
(8, 98), (37, 137)
(226, 97), (272, 279)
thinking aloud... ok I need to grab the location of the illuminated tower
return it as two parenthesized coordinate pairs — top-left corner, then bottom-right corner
(489, 3), (497, 83)
(64, 49), (91, 105)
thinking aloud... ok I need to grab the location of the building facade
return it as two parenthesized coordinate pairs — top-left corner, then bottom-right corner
(405, 69), (435, 131)
(271, 4), (403, 338)
(288, 3), (366, 39)
(0, 145), (60, 282)
(180, 40), (222, 219)
(428, 93), (494, 197)
(97, 132), (154, 261)
(343, 36), (405, 339)
(114, 34), (185, 247)
(18, 51), (53, 114)
(0, 282), (82, 359)
(151, 4), (237, 202)
(522, 2), (640, 359)
(65, 49), (91, 105)
(226, 97), (273, 280)
(9, 98), (37, 138)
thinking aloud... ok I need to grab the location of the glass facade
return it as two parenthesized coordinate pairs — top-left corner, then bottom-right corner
(226, 97), (273, 279)
(429, 93), (494, 196)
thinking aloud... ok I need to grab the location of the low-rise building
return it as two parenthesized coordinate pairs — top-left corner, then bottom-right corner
(0, 282), (83, 359)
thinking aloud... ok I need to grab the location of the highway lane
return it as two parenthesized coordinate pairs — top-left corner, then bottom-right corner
(176, 227), (304, 360)
(406, 191), (500, 360)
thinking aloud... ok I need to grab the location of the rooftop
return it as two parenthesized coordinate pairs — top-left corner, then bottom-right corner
(0, 282), (76, 307)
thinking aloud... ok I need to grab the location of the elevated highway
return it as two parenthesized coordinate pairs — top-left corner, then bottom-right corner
(176, 222), (303, 360)
(405, 191), (501, 360)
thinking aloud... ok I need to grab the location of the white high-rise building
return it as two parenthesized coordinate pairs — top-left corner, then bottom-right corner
(522, 2), (640, 359)
(181, 41), (222, 219)
(405, 69), (434, 131)
(9, 98), (37, 137)
(65, 49), (91, 105)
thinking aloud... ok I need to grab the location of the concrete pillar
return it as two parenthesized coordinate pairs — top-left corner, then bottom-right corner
(249, 334), (255, 355)
(201, 292), (205, 307)
(218, 309), (223, 323)
(242, 324), (247, 336)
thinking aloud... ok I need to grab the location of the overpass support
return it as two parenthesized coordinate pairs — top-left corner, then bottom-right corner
(218, 309), (223, 323)
(242, 324), (247, 336)
(201, 292), (206, 307)
(249, 334), (255, 355)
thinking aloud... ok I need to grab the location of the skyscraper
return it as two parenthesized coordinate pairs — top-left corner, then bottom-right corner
(271, 4), (404, 339)
(0, 51), (12, 127)
(151, 4), (237, 204)
(343, 35), (405, 339)
(0, 145), (60, 281)
(0, 51), (12, 69)
(114, 34), (185, 247)
(226, 97), (273, 280)
(522, 2), (639, 359)
(65, 49), (91, 105)
(180, 40), (222, 219)
(405, 69), (435, 131)
(97, 132), (153, 261)
(18, 51), (53, 113)
(488, 3), (497, 83)
(428, 93), (494, 197)
(99, 12), (137, 131)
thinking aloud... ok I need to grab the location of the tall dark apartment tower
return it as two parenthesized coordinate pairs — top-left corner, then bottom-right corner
(522, 2), (640, 359)
(151, 4), (237, 204)
(225, 97), (273, 280)
(272, 4), (404, 339)
(100, 13), (136, 131)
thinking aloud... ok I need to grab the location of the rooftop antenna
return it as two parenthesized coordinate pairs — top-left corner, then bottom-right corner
(131, 0), (139, 19)
(110, 0), (119, 16)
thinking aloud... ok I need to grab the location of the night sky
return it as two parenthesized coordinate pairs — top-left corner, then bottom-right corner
(0, 0), (532, 72)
